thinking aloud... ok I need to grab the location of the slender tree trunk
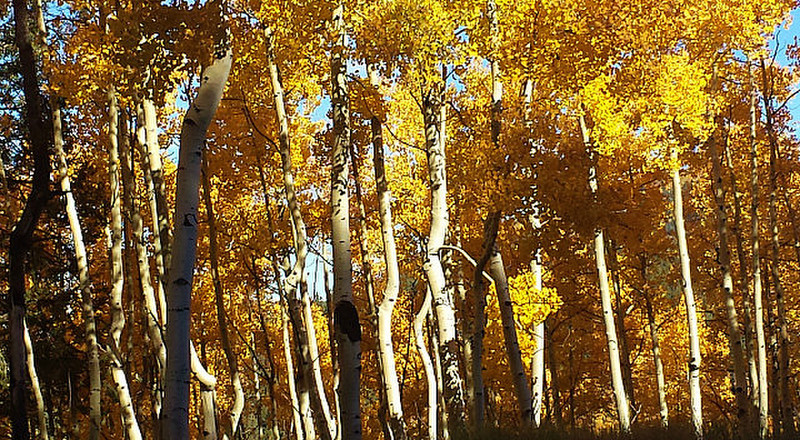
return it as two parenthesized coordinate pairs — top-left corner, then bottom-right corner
(643, 285), (669, 429)
(162, 41), (232, 437)
(370, 65), (407, 440)
(530, 257), (546, 428)
(141, 98), (169, 326)
(123, 106), (168, 425)
(669, 145), (705, 439)
(608, 241), (635, 410)
(106, 88), (143, 440)
(546, 315), (562, 428)
(471, 212), (501, 427)
(725, 130), (759, 417)
(9, 1), (52, 437)
(415, 288), (438, 440)
(422, 71), (466, 427)
(53, 101), (102, 438)
(760, 59), (796, 439)
(23, 320), (48, 439)
(265, 28), (335, 439)
(489, 246), (533, 422)
(709, 126), (751, 434)
(578, 113), (631, 433)
(281, 291), (303, 440)
(202, 158), (245, 439)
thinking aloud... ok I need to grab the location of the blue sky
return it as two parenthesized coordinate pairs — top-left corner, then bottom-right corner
(771, 8), (800, 131)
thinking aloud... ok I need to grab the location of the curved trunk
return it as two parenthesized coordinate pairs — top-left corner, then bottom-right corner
(10, 1), (53, 437)
(415, 288), (438, 440)
(422, 77), (465, 426)
(370, 65), (407, 439)
(24, 320), (48, 439)
(163, 46), (232, 438)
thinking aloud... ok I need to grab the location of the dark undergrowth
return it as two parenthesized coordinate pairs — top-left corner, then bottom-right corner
(452, 423), (794, 440)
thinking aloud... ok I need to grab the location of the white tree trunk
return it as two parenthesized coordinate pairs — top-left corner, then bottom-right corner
(23, 319), (48, 440)
(141, 98), (169, 326)
(643, 287), (669, 428)
(708, 128), (749, 432)
(672, 146), (703, 439)
(162, 47), (232, 438)
(330, 6), (361, 438)
(579, 113), (630, 433)
(54, 101), (102, 438)
(422, 76), (465, 425)
(107, 88), (143, 440)
(415, 288), (438, 440)
(489, 248), (533, 422)
(370, 65), (407, 440)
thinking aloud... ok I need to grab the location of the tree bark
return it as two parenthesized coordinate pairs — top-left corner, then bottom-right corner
(530, 255), (546, 427)
(330, 6), (361, 438)
(725, 127), (760, 419)
(106, 88), (143, 440)
(471, 212), (500, 427)
(370, 65), (407, 440)
(415, 287), (438, 440)
(9, 1), (53, 437)
(608, 240), (635, 410)
(709, 125), (750, 434)
(141, 98), (169, 326)
(643, 284), (669, 429)
(672, 145), (704, 439)
(202, 157), (245, 439)
(489, 246), (533, 422)
(760, 58), (796, 439)
(23, 320), (48, 439)
(162, 43), (232, 438)
(422, 72), (466, 427)
(53, 100), (102, 438)
(546, 315), (562, 428)
(578, 113), (631, 433)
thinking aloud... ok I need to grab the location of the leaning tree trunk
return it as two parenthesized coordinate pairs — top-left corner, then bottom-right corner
(141, 97), (169, 325)
(106, 88), (143, 440)
(709, 126), (750, 434)
(162, 44), (232, 438)
(672, 145), (705, 439)
(202, 158), (245, 439)
(330, 5), (361, 438)
(422, 73), (466, 427)
(760, 58), (796, 439)
(23, 320), (48, 439)
(415, 288), (438, 440)
(9, 1), (52, 437)
(578, 113), (631, 434)
(124, 108), (168, 420)
(54, 101), (102, 438)
(489, 246), (534, 422)
(370, 65), (407, 440)
(642, 283), (669, 428)
(471, 212), (501, 428)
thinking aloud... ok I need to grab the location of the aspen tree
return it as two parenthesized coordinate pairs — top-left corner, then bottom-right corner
(264, 26), (334, 439)
(670, 143), (704, 439)
(330, 5), (361, 438)
(578, 113), (630, 434)
(162, 24), (232, 437)
(53, 101), (102, 438)
(202, 157), (245, 439)
(423, 68), (466, 426)
(760, 58), (795, 438)
(638, 256), (668, 428)
(370, 65), (407, 439)
(9, 1), (52, 437)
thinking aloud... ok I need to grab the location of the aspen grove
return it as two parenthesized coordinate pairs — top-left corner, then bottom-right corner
(4, 0), (800, 439)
